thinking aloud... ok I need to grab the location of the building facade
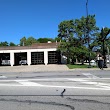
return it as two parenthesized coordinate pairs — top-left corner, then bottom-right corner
(0, 42), (62, 66)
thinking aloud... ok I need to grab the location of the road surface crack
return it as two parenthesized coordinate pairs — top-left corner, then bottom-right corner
(0, 98), (75, 110)
(67, 97), (110, 105)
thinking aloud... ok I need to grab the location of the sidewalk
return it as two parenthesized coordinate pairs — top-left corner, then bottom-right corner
(0, 64), (69, 73)
(0, 64), (110, 73)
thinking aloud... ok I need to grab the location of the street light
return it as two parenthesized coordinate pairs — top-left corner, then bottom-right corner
(107, 47), (110, 66)
(101, 28), (107, 68)
(86, 0), (91, 68)
(101, 27), (110, 68)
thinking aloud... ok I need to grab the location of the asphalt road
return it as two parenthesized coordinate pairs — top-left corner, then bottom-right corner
(0, 70), (110, 110)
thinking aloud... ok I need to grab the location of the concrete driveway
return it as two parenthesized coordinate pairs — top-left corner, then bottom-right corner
(0, 64), (110, 73)
(0, 64), (69, 73)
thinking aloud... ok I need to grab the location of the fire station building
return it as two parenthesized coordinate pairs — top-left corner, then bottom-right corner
(0, 42), (62, 66)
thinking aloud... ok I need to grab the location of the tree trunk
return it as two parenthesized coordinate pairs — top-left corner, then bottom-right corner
(81, 58), (84, 65)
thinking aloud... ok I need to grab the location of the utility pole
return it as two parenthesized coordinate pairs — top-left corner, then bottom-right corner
(107, 47), (110, 66)
(86, 0), (91, 68)
(101, 28), (110, 68)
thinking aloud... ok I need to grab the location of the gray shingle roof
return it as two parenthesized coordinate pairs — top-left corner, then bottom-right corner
(0, 42), (60, 50)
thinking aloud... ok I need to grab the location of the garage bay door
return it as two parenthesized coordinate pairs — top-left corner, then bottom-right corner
(48, 51), (61, 64)
(31, 52), (44, 65)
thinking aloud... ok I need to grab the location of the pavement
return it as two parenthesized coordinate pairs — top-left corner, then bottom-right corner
(0, 64), (69, 73)
(0, 64), (110, 73)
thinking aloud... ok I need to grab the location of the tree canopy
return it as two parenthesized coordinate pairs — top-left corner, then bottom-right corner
(20, 36), (38, 46)
(58, 15), (100, 64)
(37, 38), (55, 43)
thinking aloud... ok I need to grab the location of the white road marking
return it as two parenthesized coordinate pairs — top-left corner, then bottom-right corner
(15, 80), (43, 86)
(82, 73), (99, 79)
(68, 78), (110, 89)
(1, 77), (110, 82)
(0, 82), (110, 90)
(0, 75), (7, 78)
(0, 78), (110, 90)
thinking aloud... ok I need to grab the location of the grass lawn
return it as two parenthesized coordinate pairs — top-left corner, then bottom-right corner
(67, 64), (97, 69)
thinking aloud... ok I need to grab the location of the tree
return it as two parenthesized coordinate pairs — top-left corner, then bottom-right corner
(9, 42), (16, 46)
(58, 20), (74, 41)
(58, 20), (75, 63)
(96, 27), (110, 67)
(26, 36), (38, 46)
(0, 41), (9, 46)
(37, 38), (55, 43)
(57, 16), (98, 64)
(92, 27), (110, 53)
(54, 37), (62, 42)
(20, 36), (27, 46)
(20, 36), (38, 46)
(74, 15), (99, 46)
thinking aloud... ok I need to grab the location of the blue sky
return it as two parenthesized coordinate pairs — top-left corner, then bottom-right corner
(0, 0), (110, 44)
